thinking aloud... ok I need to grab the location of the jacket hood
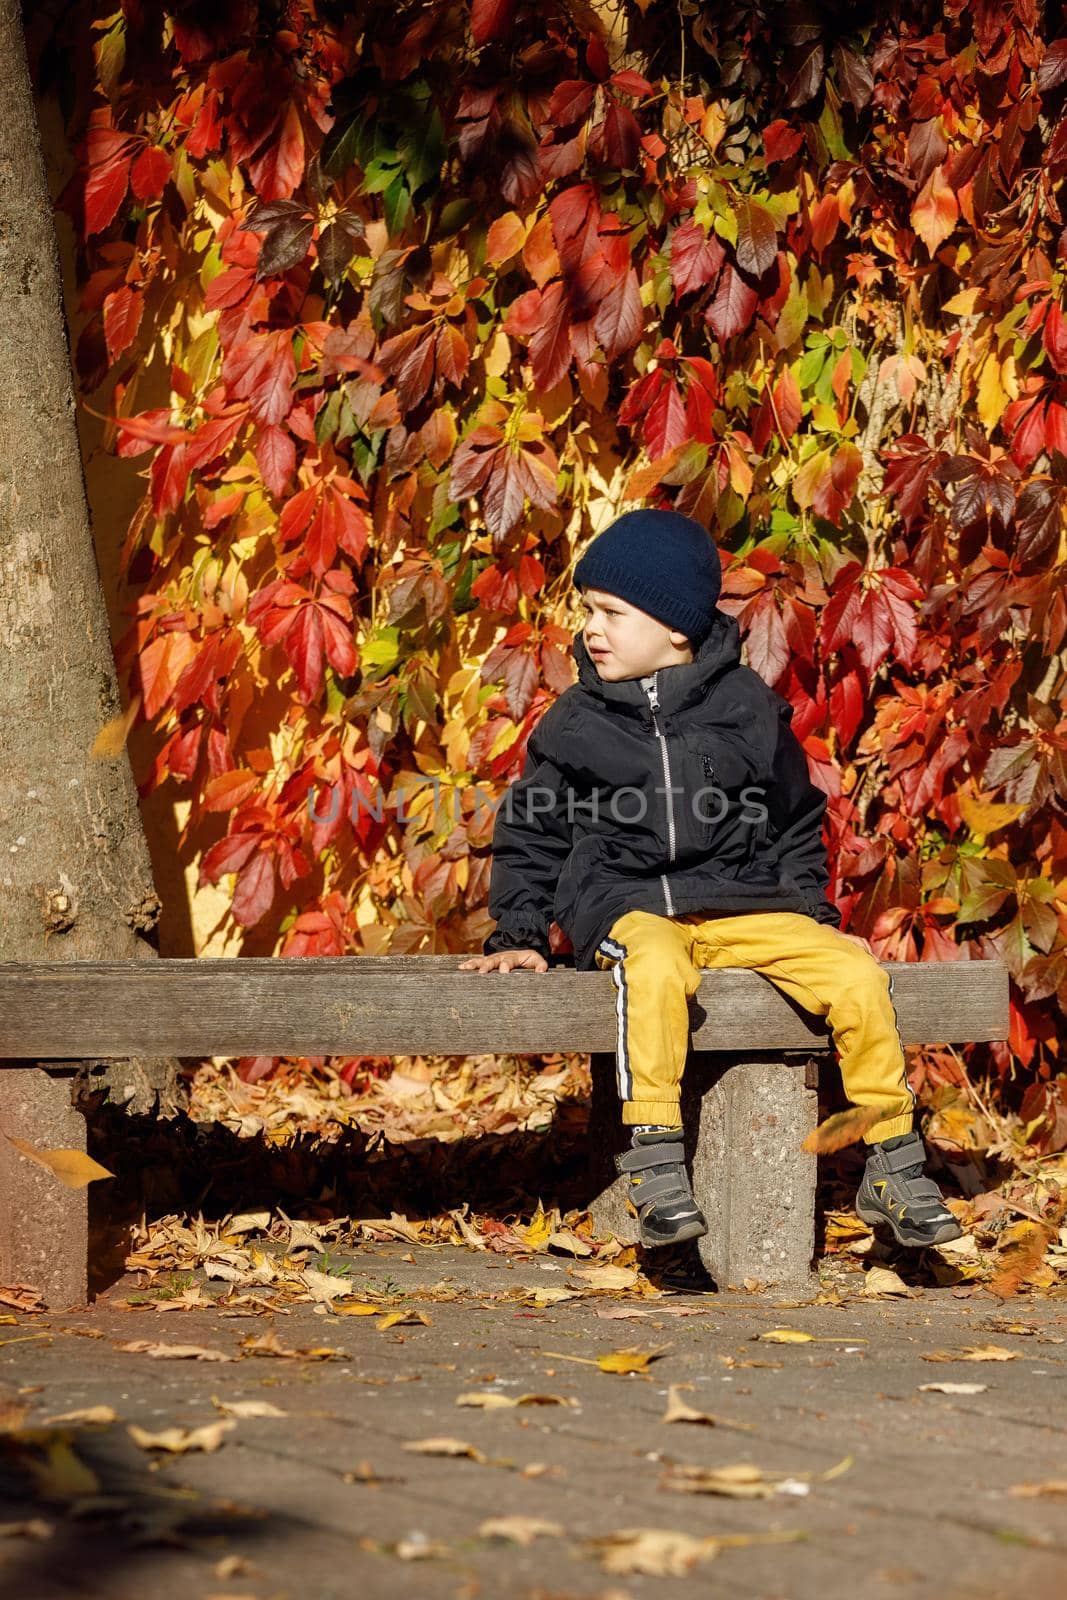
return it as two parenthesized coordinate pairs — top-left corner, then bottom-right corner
(571, 606), (743, 717)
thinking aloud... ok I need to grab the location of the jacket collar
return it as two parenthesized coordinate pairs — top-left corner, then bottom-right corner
(571, 608), (743, 717)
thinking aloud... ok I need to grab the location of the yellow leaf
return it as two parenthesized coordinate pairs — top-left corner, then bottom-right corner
(211, 1397), (287, 1418)
(921, 1344), (1020, 1363)
(457, 1391), (574, 1409)
(570, 1263), (640, 1291)
(583, 1527), (803, 1577)
(596, 1345), (671, 1374)
(127, 1420), (235, 1453)
(0, 1134), (113, 1190)
(661, 1384), (755, 1432)
(941, 287), (980, 316)
(862, 1265), (915, 1298)
(757, 1328), (814, 1344)
(521, 1205), (553, 1251)
(114, 1339), (235, 1361)
(478, 1515), (564, 1546)
(976, 350), (1009, 430)
(802, 1105), (884, 1154)
(376, 1309), (432, 1331)
(90, 692), (142, 759)
(41, 1406), (116, 1426)
(332, 1301), (384, 1316)
(918, 1382), (988, 1394)
(24, 1439), (100, 1500)
(401, 1436), (487, 1462)
(956, 791), (1027, 835)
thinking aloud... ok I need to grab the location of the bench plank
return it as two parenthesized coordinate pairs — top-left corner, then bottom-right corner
(0, 957), (1008, 1059)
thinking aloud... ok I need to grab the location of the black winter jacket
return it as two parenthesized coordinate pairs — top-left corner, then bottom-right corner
(482, 608), (841, 972)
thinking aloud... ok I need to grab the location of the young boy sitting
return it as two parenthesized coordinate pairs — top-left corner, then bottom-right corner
(459, 509), (962, 1252)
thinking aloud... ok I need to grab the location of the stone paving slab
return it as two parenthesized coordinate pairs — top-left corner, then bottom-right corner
(2, 1243), (1066, 1600)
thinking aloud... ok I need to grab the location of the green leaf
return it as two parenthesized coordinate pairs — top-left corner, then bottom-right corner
(362, 153), (405, 195)
(361, 628), (401, 677)
(321, 114), (366, 179)
(383, 172), (411, 238)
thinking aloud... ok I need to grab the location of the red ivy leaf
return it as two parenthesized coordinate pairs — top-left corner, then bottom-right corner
(103, 285), (143, 363)
(705, 262), (758, 343)
(670, 221), (725, 298)
(256, 424), (296, 498)
(222, 329), (296, 426)
(130, 145), (172, 201)
(470, 0), (516, 45)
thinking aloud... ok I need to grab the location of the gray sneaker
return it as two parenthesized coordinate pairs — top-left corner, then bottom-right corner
(856, 1130), (963, 1248)
(615, 1130), (708, 1248)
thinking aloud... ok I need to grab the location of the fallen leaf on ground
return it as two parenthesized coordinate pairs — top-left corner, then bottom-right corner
(211, 1396), (288, 1418)
(21, 1438), (99, 1498)
(377, 1309), (432, 1330)
(0, 1134), (113, 1190)
(0, 1519), (53, 1540)
(547, 1228), (594, 1257)
(569, 1264), (641, 1291)
(862, 1266), (915, 1298)
(507, 1286), (583, 1307)
(214, 1553), (257, 1579)
(596, 1305), (712, 1321)
(113, 1339), (235, 1362)
(661, 1385), (755, 1431)
(802, 1105), (884, 1153)
(1007, 1480), (1067, 1498)
(225, 1209), (272, 1234)
(988, 1197), (1067, 1298)
(663, 1462), (808, 1499)
(239, 1331), (346, 1360)
(127, 1420), (234, 1453)
(0, 1285), (45, 1314)
(757, 1328), (813, 1344)
(392, 1533), (451, 1560)
(341, 1461), (403, 1486)
(301, 1267), (360, 1303)
(402, 1437), (488, 1462)
(41, 1406), (117, 1426)
(921, 1345), (1020, 1363)
(479, 1514), (564, 1546)
(581, 1527), (803, 1576)
(457, 1392), (575, 1410)
(918, 1382), (989, 1395)
(597, 1345), (671, 1374)
(331, 1301), (384, 1316)
(934, 1234), (979, 1257)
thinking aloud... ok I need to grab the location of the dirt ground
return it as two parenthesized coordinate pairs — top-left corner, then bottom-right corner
(2, 1241), (1066, 1600)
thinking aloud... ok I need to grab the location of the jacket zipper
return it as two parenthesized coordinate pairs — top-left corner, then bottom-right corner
(643, 672), (676, 916)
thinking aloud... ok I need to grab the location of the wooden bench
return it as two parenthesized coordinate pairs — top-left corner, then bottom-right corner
(0, 956), (1009, 1305)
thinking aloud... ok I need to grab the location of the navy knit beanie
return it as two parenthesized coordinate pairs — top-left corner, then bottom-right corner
(573, 509), (722, 645)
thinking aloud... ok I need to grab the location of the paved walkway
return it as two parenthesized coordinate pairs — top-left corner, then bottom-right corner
(2, 1244), (1066, 1600)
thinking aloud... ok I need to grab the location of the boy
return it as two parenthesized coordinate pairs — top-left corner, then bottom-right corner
(459, 509), (962, 1252)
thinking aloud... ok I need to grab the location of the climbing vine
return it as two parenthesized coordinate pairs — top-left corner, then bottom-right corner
(33, 0), (1067, 1142)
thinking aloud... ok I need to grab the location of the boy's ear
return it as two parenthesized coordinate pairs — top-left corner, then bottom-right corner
(668, 626), (693, 650)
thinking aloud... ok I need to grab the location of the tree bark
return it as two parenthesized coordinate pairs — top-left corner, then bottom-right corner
(0, 0), (181, 1119)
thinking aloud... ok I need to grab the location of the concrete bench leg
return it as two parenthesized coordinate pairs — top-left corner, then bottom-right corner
(587, 1050), (822, 1291)
(0, 1066), (88, 1308)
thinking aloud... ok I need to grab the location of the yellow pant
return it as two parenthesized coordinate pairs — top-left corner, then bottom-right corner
(593, 909), (915, 1144)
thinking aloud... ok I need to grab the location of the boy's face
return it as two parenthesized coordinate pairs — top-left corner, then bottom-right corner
(577, 588), (694, 681)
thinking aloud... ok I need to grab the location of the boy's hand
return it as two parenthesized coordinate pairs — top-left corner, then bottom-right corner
(838, 930), (874, 955)
(458, 949), (548, 973)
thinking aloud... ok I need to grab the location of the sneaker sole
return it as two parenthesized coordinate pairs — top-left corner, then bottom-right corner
(639, 1216), (708, 1249)
(856, 1202), (963, 1249)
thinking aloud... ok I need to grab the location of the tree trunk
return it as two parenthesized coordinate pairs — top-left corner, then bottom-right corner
(0, 0), (182, 1111)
